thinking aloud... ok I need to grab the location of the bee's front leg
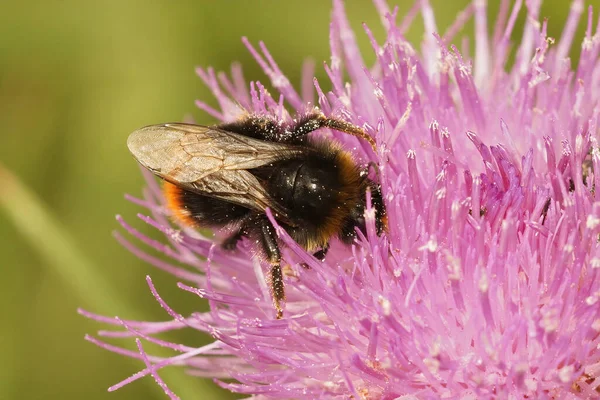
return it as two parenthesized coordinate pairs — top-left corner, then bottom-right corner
(259, 218), (284, 319)
(300, 243), (329, 269)
(313, 243), (329, 261)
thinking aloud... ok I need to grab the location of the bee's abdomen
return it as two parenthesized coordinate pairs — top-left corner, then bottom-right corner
(164, 182), (250, 227)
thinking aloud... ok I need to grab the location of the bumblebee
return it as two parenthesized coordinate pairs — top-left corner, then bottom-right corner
(127, 110), (386, 318)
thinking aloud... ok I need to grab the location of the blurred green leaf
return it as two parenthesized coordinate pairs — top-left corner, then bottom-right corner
(0, 164), (222, 399)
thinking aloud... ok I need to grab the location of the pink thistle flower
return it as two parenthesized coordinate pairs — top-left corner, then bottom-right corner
(82, 0), (600, 398)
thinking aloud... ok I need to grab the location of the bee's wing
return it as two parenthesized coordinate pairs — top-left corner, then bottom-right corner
(188, 169), (285, 218)
(127, 123), (302, 182)
(127, 123), (302, 222)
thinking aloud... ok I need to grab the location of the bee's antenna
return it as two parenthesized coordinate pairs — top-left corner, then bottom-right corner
(359, 161), (382, 184)
(367, 161), (381, 180)
(320, 116), (378, 153)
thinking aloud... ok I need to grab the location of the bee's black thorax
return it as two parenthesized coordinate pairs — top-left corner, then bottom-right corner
(251, 140), (363, 250)
(265, 157), (341, 223)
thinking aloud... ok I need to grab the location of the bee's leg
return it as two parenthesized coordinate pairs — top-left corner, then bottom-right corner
(221, 225), (249, 250)
(259, 219), (284, 319)
(313, 243), (329, 261)
(300, 243), (329, 269)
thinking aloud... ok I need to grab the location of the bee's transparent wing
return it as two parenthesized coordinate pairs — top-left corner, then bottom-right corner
(128, 123), (301, 223)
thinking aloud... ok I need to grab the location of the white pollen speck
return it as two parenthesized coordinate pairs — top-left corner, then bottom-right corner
(419, 238), (438, 252)
(478, 271), (489, 292)
(323, 381), (338, 390)
(586, 293), (599, 305)
(446, 255), (461, 280)
(379, 296), (391, 316)
(540, 308), (559, 332)
(423, 357), (440, 374)
(407, 149), (416, 159)
(365, 208), (376, 221)
(592, 258), (600, 269)
(558, 366), (573, 383)
(587, 215), (600, 229)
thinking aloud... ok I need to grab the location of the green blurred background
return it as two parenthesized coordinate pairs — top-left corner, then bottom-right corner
(0, 1), (593, 399)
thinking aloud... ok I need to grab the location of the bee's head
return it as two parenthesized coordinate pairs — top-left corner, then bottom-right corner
(340, 179), (387, 243)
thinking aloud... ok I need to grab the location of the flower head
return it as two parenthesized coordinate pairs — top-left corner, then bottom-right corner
(83, 0), (600, 398)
